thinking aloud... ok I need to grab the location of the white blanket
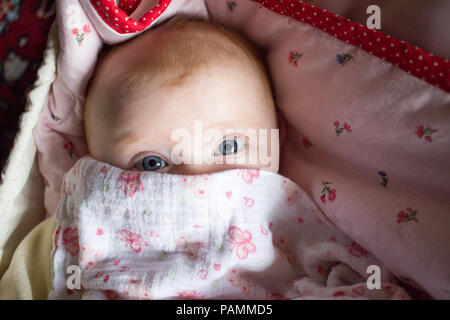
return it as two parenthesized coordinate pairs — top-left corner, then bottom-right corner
(49, 156), (409, 300)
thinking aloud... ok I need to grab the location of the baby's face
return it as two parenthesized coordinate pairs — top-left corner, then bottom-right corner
(85, 22), (279, 175)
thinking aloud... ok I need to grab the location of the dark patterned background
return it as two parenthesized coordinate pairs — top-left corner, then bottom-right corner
(0, 0), (55, 173)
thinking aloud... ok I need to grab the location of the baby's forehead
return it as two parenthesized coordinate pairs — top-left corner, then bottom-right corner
(98, 16), (266, 85)
(85, 17), (272, 136)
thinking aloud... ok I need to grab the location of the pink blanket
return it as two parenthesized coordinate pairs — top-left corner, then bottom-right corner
(32, 0), (450, 299)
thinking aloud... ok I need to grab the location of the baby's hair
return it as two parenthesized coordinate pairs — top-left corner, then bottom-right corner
(115, 15), (271, 89)
(84, 15), (274, 149)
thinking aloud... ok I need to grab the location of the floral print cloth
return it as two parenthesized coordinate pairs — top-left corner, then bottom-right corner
(49, 156), (410, 300)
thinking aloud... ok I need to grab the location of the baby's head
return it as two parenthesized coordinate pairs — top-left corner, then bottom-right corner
(84, 16), (279, 175)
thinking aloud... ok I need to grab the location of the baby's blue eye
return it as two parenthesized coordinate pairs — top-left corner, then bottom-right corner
(139, 155), (167, 171)
(215, 138), (243, 156)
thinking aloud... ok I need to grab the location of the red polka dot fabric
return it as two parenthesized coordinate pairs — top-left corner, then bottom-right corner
(118, 0), (141, 15)
(89, 0), (450, 92)
(90, 0), (171, 34)
(256, 0), (450, 92)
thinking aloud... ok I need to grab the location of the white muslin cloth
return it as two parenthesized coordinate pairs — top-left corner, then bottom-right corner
(48, 156), (410, 300)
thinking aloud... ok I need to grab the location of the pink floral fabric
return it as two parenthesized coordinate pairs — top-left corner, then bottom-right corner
(49, 157), (410, 300)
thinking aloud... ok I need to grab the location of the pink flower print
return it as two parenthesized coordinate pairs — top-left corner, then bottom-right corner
(62, 227), (78, 245)
(243, 196), (255, 207)
(260, 224), (269, 235)
(197, 269), (208, 280)
(149, 230), (160, 238)
(196, 189), (206, 198)
(415, 125), (424, 138)
(343, 122), (352, 132)
(176, 236), (203, 261)
(80, 246), (103, 269)
(214, 264), (221, 271)
(118, 171), (144, 198)
(334, 121), (352, 136)
(239, 169), (260, 184)
(227, 269), (255, 295)
(82, 24), (91, 34)
(63, 142), (74, 159)
(320, 181), (336, 204)
(177, 290), (203, 299)
(120, 229), (148, 253)
(415, 125), (437, 142)
(119, 266), (130, 273)
(302, 137), (313, 149)
(348, 241), (370, 258)
(227, 226), (256, 260)
(396, 207), (418, 223)
(396, 211), (407, 223)
(181, 176), (211, 199)
(61, 227), (79, 256)
(96, 228), (103, 236)
(72, 24), (91, 46)
(328, 188), (337, 201)
(100, 166), (108, 174)
(288, 51), (303, 67)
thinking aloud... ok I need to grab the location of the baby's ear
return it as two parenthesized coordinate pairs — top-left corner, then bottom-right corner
(276, 110), (287, 146)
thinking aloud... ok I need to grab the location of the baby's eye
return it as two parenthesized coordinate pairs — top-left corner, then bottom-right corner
(136, 155), (167, 171)
(214, 138), (244, 156)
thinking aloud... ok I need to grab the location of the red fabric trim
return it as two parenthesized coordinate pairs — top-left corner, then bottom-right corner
(254, 0), (450, 93)
(89, 0), (171, 34)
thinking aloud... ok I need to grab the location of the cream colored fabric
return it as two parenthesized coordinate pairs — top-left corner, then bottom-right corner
(0, 23), (58, 280)
(0, 216), (55, 300)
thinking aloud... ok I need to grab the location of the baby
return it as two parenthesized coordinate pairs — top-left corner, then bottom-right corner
(84, 15), (280, 175)
(46, 16), (409, 300)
